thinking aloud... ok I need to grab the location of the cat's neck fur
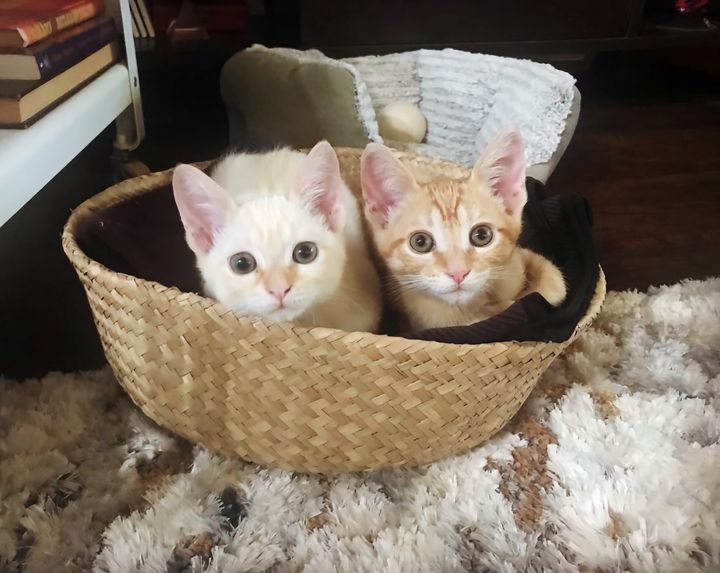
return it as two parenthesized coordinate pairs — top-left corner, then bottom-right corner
(295, 240), (379, 332)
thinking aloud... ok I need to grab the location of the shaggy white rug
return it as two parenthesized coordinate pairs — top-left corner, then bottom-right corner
(1, 279), (719, 573)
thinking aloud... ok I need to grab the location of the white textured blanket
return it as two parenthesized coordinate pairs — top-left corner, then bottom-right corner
(346, 49), (576, 167)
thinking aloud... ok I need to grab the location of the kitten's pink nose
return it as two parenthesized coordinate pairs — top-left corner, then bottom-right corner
(268, 285), (292, 303)
(447, 269), (470, 285)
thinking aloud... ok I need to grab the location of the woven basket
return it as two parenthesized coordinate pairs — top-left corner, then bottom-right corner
(62, 148), (605, 474)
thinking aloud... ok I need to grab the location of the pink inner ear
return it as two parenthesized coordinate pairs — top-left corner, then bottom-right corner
(297, 141), (344, 232)
(172, 164), (234, 254)
(360, 143), (411, 227)
(474, 129), (527, 217)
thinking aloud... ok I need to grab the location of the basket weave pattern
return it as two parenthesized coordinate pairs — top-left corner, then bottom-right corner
(62, 149), (605, 473)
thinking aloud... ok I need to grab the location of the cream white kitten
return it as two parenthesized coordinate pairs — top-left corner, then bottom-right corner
(172, 141), (381, 332)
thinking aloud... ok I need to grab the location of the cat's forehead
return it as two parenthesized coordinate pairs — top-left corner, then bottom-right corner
(421, 177), (466, 217)
(218, 196), (329, 250)
(236, 194), (295, 219)
(415, 176), (498, 223)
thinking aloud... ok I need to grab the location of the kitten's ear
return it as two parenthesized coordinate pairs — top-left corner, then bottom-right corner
(361, 143), (414, 228)
(472, 128), (527, 218)
(172, 164), (235, 254)
(296, 141), (345, 232)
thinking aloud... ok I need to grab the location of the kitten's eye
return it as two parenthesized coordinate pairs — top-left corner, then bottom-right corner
(469, 224), (494, 247)
(409, 231), (435, 253)
(229, 252), (257, 274)
(293, 241), (318, 264)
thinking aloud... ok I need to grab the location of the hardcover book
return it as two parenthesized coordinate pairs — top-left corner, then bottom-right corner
(0, 41), (118, 127)
(0, 0), (104, 49)
(0, 16), (116, 81)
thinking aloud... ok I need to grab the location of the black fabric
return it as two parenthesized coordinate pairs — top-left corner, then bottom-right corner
(75, 177), (597, 346)
(76, 185), (202, 294)
(411, 177), (599, 344)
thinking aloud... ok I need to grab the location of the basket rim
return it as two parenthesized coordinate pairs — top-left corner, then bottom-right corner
(62, 149), (606, 351)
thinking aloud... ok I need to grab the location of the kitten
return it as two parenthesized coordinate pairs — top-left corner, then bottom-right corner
(172, 141), (382, 333)
(360, 129), (566, 331)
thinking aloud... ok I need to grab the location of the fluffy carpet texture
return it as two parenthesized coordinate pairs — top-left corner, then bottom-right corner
(1, 279), (719, 573)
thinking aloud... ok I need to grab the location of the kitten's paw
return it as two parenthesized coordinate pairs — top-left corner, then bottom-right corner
(539, 265), (567, 307)
(522, 250), (567, 307)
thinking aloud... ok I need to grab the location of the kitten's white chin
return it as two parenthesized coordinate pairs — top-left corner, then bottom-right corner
(435, 290), (479, 305)
(430, 273), (493, 306)
(262, 306), (305, 323)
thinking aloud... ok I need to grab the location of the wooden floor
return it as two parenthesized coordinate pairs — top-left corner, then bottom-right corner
(0, 49), (718, 378)
(550, 51), (720, 291)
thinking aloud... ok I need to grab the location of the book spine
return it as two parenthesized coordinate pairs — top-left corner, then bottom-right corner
(17, 0), (104, 47)
(129, 0), (148, 39)
(130, 14), (139, 39)
(35, 19), (116, 81)
(136, 0), (155, 38)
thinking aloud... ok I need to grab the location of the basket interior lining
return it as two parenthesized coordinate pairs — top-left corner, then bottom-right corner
(76, 184), (202, 295)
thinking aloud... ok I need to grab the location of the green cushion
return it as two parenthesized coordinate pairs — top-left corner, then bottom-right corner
(220, 49), (371, 149)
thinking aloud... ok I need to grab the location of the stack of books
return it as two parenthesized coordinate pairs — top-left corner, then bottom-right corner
(0, 0), (120, 128)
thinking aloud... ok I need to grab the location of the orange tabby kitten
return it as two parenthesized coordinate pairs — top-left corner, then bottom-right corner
(360, 128), (567, 331)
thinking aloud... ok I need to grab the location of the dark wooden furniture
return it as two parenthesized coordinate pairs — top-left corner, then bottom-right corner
(295, 0), (719, 59)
